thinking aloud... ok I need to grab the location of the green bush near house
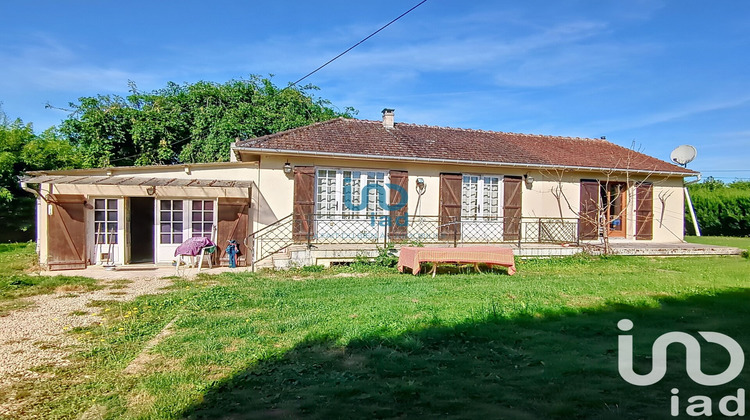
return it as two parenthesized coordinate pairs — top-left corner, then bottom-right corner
(686, 180), (750, 236)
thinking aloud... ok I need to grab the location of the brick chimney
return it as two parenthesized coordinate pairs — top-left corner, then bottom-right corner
(382, 108), (395, 129)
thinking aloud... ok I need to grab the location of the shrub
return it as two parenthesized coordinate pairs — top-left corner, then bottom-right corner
(687, 180), (750, 237)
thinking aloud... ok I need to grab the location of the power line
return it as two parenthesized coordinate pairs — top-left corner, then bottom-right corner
(289, 0), (429, 88)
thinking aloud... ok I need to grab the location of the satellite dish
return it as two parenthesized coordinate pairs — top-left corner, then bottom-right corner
(670, 145), (697, 166)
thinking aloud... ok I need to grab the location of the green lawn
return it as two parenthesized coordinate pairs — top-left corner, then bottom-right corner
(685, 235), (750, 250)
(0, 243), (100, 315)
(1, 249), (750, 419)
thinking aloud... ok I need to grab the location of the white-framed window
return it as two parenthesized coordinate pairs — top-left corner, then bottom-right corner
(316, 169), (338, 217)
(342, 170), (362, 219)
(365, 171), (386, 215)
(159, 200), (184, 244)
(191, 200), (214, 238)
(462, 175), (502, 220)
(315, 168), (389, 216)
(94, 198), (118, 244)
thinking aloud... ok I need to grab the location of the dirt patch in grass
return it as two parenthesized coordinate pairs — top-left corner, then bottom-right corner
(55, 284), (90, 293)
(123, 318), (177, 375)
(333, 272), (369, 278)
(126, 390), (156, 413)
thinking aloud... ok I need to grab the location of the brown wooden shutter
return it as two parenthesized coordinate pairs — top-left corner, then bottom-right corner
(293, 166), (315, 242)
(635, 182), (654, 240)
(503, 176), (522, 241)
(579, 180), (601, 240)
(218, 197), (250, 266)
(439, 173), (462, 240)
(47, 194), (87, 270)
(389, 170), (409, 240)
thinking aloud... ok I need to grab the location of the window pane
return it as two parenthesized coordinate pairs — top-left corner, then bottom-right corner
(160, 224), (170, 233)
(192, 201), (202, 211)
(192, 212), (202, 222)
(173, 212), (183, 222)
(193, 223), (201, 232)
(107, 199), (117, 210)
(173, 223), (183, 232)
(107, 211), (117, 221)
(204, 223), (212, 232)
(173, 234), (183, 243)
(160, 200), (171, 211)
(160, 211), (171, 222)
(173, 201), (183, 210)
(110, 234), (118, 244)
(95, 199), (105, 209)
(161, 234), (171, 243)
(204, 212), (213, 221)
(95, 212), (105, 221)
(107, 222), (117, 232)
(204, 201), (213, 211)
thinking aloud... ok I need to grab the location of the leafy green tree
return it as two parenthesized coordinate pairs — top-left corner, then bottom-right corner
(0, 107), (82, 241)
(59, 76), (355, 167)
(0, 114), (36, 202)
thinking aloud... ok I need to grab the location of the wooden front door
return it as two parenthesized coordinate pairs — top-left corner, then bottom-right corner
(217, 197), (250, 266)
(503, 176), (522, 241)
(603, 182), (627, 238)
(47, 194), (87, 270)
(438, 173), (462, 240)
(292, 166), (315, 242)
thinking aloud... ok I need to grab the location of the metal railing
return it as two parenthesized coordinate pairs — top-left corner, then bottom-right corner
(247, 214), (581, 267)
(245, 214), (293, 270)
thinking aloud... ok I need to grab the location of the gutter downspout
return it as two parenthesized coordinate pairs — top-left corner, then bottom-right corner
(683, 174), (702, 237)
(20, 181), (46, 257)
(20, 181), (47, 203)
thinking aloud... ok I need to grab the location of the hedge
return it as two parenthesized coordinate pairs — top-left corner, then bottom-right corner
(686, 181), (750, 237)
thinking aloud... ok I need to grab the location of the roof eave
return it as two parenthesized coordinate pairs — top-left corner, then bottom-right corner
(235, 147), (697, 177)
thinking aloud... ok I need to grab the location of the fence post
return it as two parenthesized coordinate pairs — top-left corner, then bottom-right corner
(249, 234), (256, 272)
(306, 214), (312, 248)
(383, 218), (389, 248)
(518, 218), (522, 248)
(538, 218), (542, 244)
(453, 220), (458, 248)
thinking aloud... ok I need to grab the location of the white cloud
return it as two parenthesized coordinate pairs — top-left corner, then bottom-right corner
(0, 34), (156, 93)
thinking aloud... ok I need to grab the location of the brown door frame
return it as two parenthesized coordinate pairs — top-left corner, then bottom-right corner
(47, 194), (87, 270)
(602, 181), (627, 238)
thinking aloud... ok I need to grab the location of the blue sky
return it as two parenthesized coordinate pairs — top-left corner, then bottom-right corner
(1, 1), (748, 180)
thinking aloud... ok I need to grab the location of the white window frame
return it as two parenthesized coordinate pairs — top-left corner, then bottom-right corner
(462, 174), (503, 221)
(190, 199), (215, 239)
(315, 168), (390, 217)
(94, 198), (119, 245)
(159, 199), (185, 245)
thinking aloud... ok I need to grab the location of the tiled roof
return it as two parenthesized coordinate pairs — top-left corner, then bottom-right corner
(234, 118), (696, 175)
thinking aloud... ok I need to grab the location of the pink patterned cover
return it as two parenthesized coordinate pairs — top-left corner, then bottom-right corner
(174, 237), (215, 257)
(398, 246), (516, 275)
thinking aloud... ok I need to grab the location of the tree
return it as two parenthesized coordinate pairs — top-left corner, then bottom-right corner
(0, 107), (82, 241)
(59, 76), (356, 167)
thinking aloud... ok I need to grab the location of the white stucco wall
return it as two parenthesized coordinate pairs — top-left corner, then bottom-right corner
(34, 157), (690, 269)
(34, 162), (258, 267)
(254, 156), (687, 243)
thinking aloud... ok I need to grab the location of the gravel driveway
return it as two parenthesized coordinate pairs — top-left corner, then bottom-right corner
(0, 275), (174, 389)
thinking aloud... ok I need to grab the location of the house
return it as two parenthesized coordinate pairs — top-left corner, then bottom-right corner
(22, 109), (697, 270)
